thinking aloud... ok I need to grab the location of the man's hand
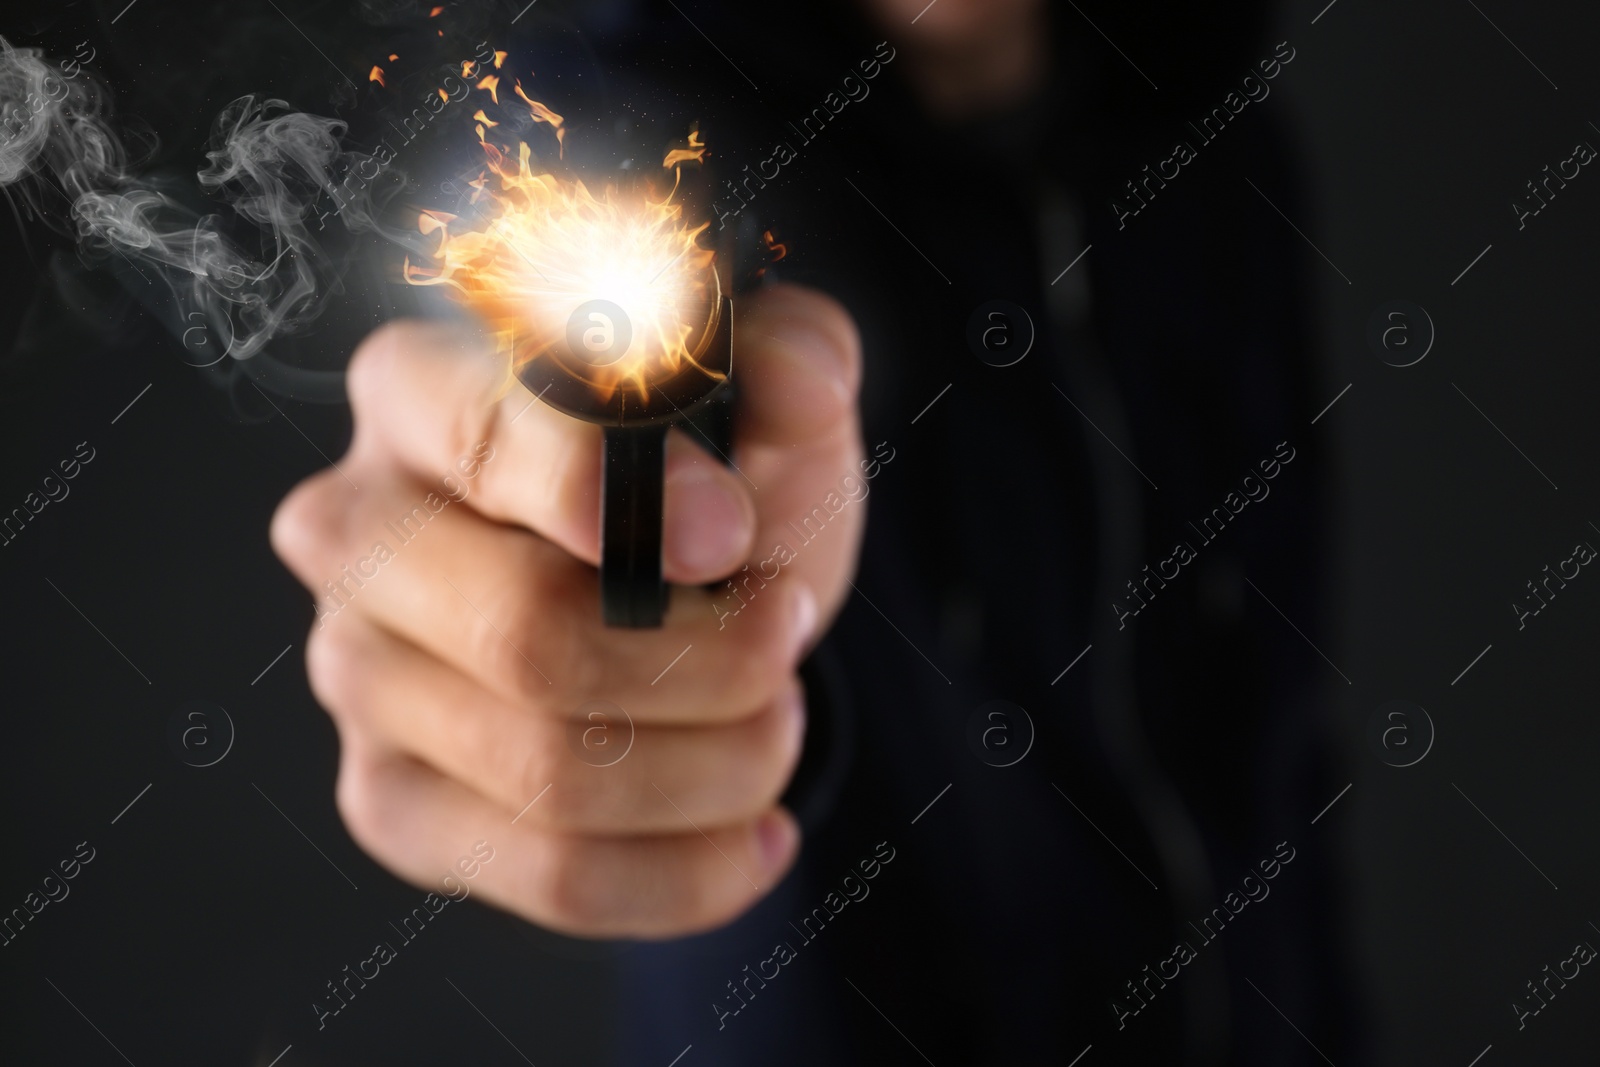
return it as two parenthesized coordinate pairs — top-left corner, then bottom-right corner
(270, 284), (864, 939)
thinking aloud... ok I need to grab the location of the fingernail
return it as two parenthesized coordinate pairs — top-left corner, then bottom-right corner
(757, 810), (797, 873)
(766, 324), (853, 395)
(776, 676), (807, 762)
(790, 677), (808, 737)
(664, 465), (749, 576)
(791, 582), (818, 659)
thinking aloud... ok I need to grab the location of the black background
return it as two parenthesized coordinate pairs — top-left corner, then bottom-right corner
(3, 0), (1599, 1064)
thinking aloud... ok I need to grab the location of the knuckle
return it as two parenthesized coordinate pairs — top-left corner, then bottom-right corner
(493, 722), (561, 816)
(345, 321), (410, 419)
(715, 687), (804, 820)
(724, 601), (797, 714)
(270, 468), (347, 578)
(475, 584), (555, 703)
(304, 624), (369, 724)
(536, 839), (621, 932)
(333, 749), (386, 851)
(755, 681), (807, 804)
(478, 539), (586, 704)
(552, 770), (628, 832)
(347, 318), (502, 454)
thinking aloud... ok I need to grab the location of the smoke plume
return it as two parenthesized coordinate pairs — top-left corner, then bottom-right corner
(1, 34), (421, 372)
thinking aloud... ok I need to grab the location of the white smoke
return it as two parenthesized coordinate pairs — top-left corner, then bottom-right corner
(0, 38), (121, 197)
(1, 35), (420, 367)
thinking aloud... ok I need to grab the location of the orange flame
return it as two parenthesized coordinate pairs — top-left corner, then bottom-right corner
(368, 65), (385, 86)
(755, 229), (789, 279)
(662, 128), (707, 169)
(476, 74), (500, 103)
(513, 81), (564, 153)
(405, 74), (720, 403)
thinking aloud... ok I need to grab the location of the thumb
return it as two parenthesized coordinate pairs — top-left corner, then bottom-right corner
(731, 283), (863, 450)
